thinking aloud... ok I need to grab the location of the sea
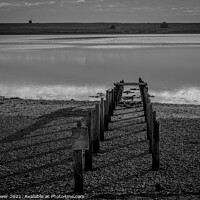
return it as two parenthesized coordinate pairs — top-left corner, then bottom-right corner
(0, 34), (200, 104)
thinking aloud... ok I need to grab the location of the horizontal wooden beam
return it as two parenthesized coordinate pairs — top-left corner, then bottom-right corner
(114, 82), (147, 86)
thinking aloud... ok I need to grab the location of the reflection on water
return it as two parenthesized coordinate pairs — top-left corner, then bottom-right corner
(0, 34), (200, 104)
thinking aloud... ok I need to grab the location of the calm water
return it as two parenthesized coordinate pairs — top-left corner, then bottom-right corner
(0, 34), (200, 104)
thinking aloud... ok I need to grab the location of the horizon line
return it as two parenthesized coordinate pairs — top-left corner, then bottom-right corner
(0, 22), (200, 24)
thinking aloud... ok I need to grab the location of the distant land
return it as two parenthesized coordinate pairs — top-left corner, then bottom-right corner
(0, 23), (200, 35)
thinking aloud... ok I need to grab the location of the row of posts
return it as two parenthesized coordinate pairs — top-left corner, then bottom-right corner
(139, 78), (160, 171)
(72, 80), (124, 194)
(72, 79), (160, 194)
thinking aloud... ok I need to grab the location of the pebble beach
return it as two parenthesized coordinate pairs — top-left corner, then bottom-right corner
(0, 97), (199, 199)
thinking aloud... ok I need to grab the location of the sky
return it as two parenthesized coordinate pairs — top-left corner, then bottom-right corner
(0, 0), (200, 23)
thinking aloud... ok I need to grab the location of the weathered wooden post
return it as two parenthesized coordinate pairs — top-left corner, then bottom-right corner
(72, 121), (89, 194)
(144, 86), (149, 139)
(110, 90), (114, 116)
(148, 103), (153, 153)
(120, 80), (124, 102)
(115, 84), (120, 105)
(113, 86), (117, 108)
(116, 81), (122, 104)
(85, 111), (93, 171)
(139, 78), (147, 122)
(93, 103), (100, 153)
(73, 150), (83, 194)
(121, 79), (124, 91)
(112, 88), (115, 112)
(119, 80), (123, 102)
(104, 99), (108, 131)
(139, 77), (144, 99)
(118, 88), (121, 103)
(106, 90), (110, 122)
(108, 91), (112, 123)
(100, 98), (104, 141)
(104, 90), (110, 131)
(152, 111), (160, 171)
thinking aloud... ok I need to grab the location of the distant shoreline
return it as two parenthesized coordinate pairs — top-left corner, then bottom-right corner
(0, 23), (200, 35)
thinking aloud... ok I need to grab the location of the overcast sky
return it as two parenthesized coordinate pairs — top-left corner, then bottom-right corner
(0, 0), (200, 23)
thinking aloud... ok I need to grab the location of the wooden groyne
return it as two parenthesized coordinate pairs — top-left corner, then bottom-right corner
(71, 78), (160, 194)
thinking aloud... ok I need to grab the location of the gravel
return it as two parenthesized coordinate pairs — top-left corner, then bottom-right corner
(0, 98), (199, 199)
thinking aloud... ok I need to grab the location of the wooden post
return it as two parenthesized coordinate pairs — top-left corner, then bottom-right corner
(85, 111), (92, 171)
(110, 89), (113, 116)
(93, 103), (100, 153)
(121, 80), (124, 92)
(119, 80), (124, 102)
(104, 90), (109, 131)
(72, 121), (89, 194)
(104, 99), (108, 131)
(148, 103), (153, 153)
(116, 85), (120, 105)
(144, 87), (149, 139)
(110, 90), (114, 116)
(116, 81), (122, 104)
(73, 150), (83, 194)
(139, 77), (144, 100)
(91, 108), (96, 153)
(106, 90), (110, 122)
(142, 87), (147, 122)
(100, 98), (104, 141)
(118, 87), (121, 103)
(119, 81), (122, 102)
(113, 87), (117, 108)
(108, 91), (112, 123)
(152, 111), (160, 171)
(139, 78), (147, 122)
(112, 89), (115, 111)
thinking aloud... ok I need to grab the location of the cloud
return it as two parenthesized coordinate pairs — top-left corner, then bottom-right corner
(0, 2), (11, 7)
(0, 1), (56, 7)
(182, 7), (200, 13)
(133, 6), (157, 11)
(168, 8), (200, 17)
(170, 6), (200, 16)
(24, 1), (56, 6)
(66, 0), (85, 3)
(91, 1), (129, 12)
